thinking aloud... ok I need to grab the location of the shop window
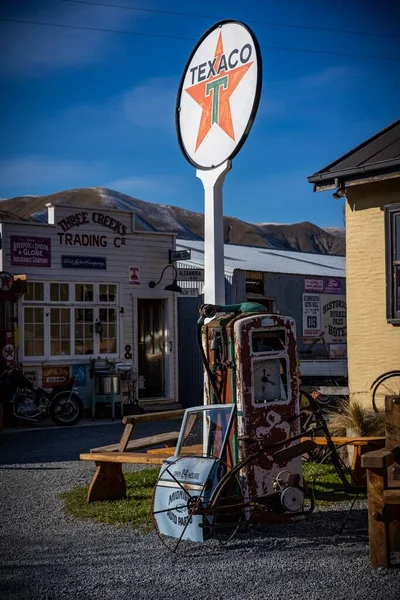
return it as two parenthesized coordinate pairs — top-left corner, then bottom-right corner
(75, 308), (94, 355)
(75, 284), (94, 302)
(385, 203), (400, 323)
(24, 307), (44, 357)
(25, 282), (44, 302)
(50, 283), (69, 302)
(99, 307), (117, 354)
(22, 282), (119, 360)
(50, 308), (71, 356)
(99, 284), (117, 303)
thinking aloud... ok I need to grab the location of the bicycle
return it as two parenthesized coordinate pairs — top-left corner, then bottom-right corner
(370, 370), (400, 412)
(152, 394), (365, 553)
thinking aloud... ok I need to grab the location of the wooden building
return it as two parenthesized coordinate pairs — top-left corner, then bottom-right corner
(0, 204), (179, 409)
(308, 118), (400, 408)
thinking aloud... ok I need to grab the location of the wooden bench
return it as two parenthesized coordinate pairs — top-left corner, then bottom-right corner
(361, 396), (400, 568)
(301, 435), (385, 486)
(80, 409), (185, 503)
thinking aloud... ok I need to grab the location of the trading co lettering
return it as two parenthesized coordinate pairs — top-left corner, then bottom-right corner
(57, 212), (127, 248)
(189, 43), (253, 85)
(57, 233), (126, 249)
(57, 211), (127, 236)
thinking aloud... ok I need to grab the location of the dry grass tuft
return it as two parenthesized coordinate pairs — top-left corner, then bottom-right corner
(328, 398), (385, 437)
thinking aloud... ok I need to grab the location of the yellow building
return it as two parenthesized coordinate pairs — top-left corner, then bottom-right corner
(308, 119), (400, 409)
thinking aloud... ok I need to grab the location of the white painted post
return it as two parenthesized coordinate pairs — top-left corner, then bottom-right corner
(196, 160), (231, 305)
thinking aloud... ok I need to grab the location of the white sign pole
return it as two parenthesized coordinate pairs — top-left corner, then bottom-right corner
(196, 160), (231, 304)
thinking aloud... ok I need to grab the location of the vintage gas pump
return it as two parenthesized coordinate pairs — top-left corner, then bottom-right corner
(200, 302), (302, 524)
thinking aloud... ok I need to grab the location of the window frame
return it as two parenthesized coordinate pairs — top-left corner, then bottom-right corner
(22, 281), (120, 361)
(385, 203), (400, 324)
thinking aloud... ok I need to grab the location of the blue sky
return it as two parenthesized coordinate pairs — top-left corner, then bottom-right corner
(0, 0), (399, 227)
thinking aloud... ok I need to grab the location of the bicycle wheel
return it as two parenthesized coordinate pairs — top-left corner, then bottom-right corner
(371, 371), (400, 412)
(205, 465), (247, 545)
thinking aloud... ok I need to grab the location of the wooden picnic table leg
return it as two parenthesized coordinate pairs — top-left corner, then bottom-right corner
(87, 461), (127, 504)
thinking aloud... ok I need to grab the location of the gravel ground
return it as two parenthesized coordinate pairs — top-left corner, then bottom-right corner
(0, 422), (399, 600)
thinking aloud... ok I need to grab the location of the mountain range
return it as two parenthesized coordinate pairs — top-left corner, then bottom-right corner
(0, 187), (345, 255)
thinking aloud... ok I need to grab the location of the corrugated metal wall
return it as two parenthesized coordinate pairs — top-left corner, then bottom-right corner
(177, 276), (233, 407)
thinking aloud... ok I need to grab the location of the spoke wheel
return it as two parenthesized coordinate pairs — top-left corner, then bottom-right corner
(371, 372), (400, 412)
(205, 464), (246, 545)
(152, 455), (212, 555)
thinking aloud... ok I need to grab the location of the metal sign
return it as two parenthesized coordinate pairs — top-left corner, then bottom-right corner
(169, 249), (191, 262)
(176, 20), (262, 170)
(61, 255), (106, 270)
(178, 288), (200, 297)
(177, 268), (204, 281)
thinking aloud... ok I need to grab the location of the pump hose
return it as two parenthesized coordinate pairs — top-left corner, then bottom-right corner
(196, 321), (222, 405)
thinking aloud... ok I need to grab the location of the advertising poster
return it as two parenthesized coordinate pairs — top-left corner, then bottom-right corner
(302, 294), (321, 337)
(129, 266), (140, 285)
(304, 279), (323, 292)
(71, 365), (86, 387)
(323, 278), (343, 295)
(321, 294), (347, 344)
(42, 366), (70, 388)
(10, 236), (51, 268)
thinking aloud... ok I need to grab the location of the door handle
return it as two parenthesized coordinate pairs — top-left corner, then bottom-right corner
(169, 341), (173, 352)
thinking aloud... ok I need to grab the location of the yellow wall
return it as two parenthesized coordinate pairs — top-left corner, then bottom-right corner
(346, 177), (400, 407)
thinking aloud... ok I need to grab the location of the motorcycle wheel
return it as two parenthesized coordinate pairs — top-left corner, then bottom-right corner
(50, 392), (83, 426)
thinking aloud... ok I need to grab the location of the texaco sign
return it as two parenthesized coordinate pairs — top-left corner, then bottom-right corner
(176, 20), (262, 170)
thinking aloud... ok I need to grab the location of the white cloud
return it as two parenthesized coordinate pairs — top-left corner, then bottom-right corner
(0, 1), (145, 75)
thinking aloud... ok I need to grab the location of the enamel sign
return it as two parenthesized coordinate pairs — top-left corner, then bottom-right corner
(176, 20), (262, 170)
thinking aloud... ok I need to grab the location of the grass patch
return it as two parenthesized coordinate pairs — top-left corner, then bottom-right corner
(62, 463), (354, 530)
(303, 462), (356, 502)
(61, 468), (159, 530)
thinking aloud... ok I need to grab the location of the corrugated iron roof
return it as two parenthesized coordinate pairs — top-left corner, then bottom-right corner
(308, 118), (400, 188)
(176, 240), (345, 278)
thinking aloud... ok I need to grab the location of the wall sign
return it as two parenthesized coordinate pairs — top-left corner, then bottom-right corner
(61, 255), (106, 270)
(178, 288), (200, 297)
(323, 278), (343, 295)
(56, 211), (127, 249)
(304, 278), (323, 292)
(302, 294), (321, 337)
(321, 294), (347, 344)
(23, 370), (38, 385)
(176, 20), (262, 170)
(129, 266), (140, 285)
(42, 366), (70, 388)
(177, 267), (204, 281)
(10, 236), (51, 268)
(72, 365), (86, 387)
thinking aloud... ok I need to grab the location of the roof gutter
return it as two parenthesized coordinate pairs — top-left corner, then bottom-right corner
(308, 158), (400, 186)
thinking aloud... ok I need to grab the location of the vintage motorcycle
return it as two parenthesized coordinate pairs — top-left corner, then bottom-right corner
(0, 365), (84, 426)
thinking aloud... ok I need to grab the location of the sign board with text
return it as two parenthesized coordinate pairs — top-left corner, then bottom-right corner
(10, 236), (51, 268)
(169, 249), (191, 262)
(302, 294), (321, 337)
(177, 267), (204, 281)
(176, 20), (262, 169)
(178, 288), (200, 297)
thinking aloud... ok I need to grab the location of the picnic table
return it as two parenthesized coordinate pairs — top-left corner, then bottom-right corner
(80, 409), (184, 502)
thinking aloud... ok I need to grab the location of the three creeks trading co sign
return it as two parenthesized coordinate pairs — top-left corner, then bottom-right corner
(56, 211), (128, 249)
(176, 20), (262, 169)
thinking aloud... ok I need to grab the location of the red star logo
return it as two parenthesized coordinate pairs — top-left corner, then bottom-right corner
(185, 32), (254, 151)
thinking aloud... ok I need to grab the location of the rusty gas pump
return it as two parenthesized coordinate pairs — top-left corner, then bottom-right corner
(199, 302), (302, 524)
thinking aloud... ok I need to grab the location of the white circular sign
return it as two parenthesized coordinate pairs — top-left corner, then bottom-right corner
(176, 20), (262, 170)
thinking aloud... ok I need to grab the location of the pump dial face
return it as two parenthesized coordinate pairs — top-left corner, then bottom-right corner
(253, 358), (282, 404)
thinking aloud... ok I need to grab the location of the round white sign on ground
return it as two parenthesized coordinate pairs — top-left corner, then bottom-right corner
(176, 20), (262, 170)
